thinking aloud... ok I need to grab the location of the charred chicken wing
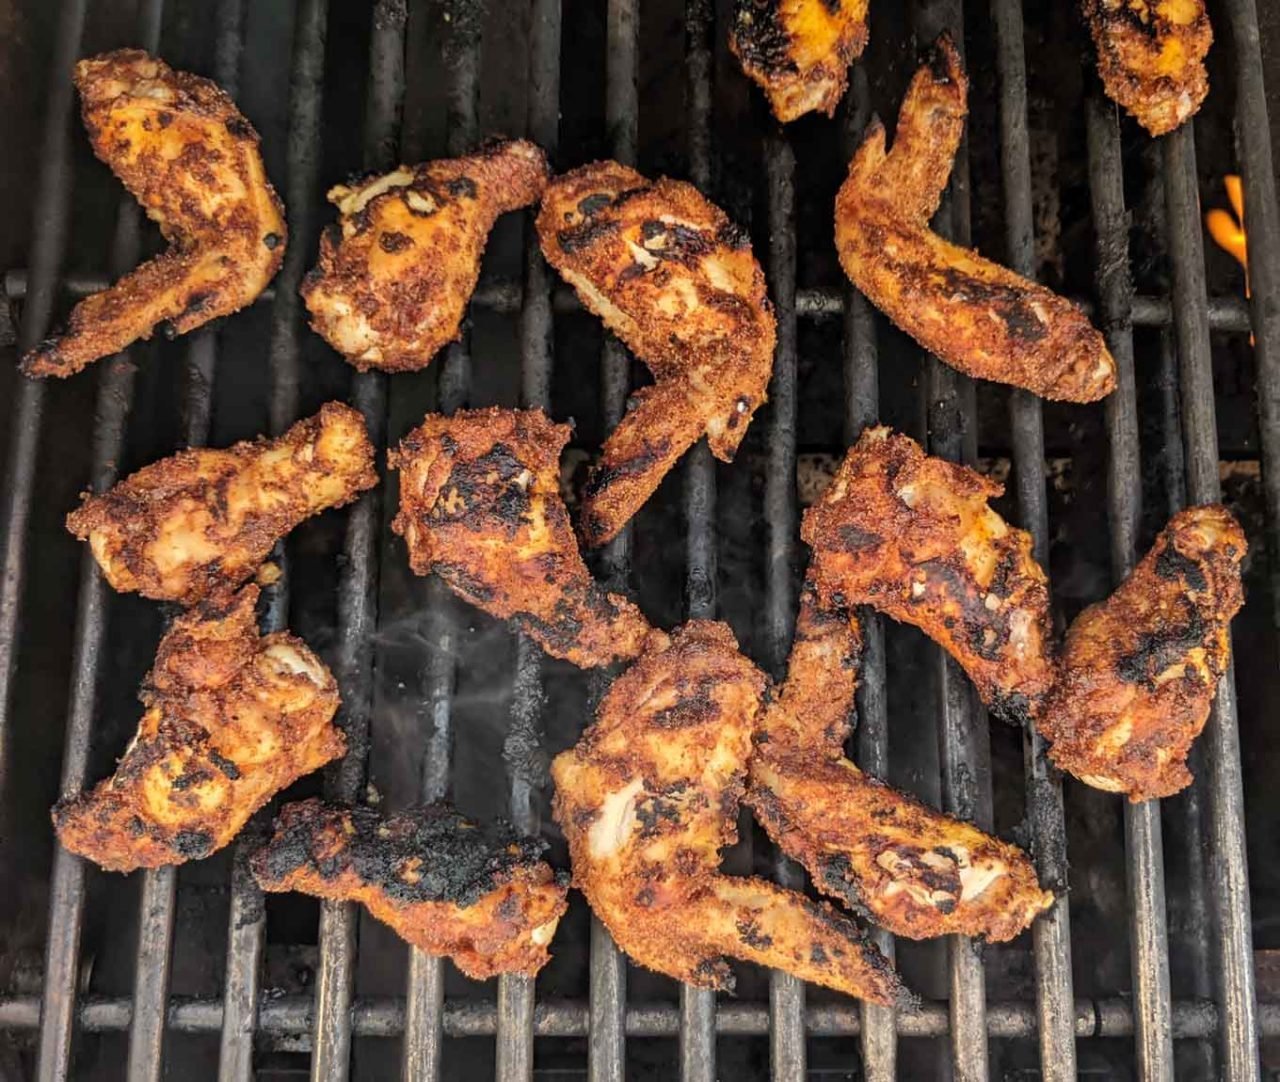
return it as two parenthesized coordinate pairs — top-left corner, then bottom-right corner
(803, 427), (1056, 726)
(537, 162), (776, 546)
(68, 402), (377, 606)
(252, 798), (569, 978)
(390, 408), (664, 668)
(552, 622), (909, 1004)
(729, 0), (870, 122)
(22, 50), (285, 379)
(1041, 505), (1246, 801)
(747, 579), (1054, 941)
(302, 140), (549, 372)
(835, 36), (1116, 402)
(53, 587), (343, 873)
(1083, 0), (1212, 137)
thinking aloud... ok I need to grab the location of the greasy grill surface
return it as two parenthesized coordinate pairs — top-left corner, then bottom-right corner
(0, 0), (1276, 1080)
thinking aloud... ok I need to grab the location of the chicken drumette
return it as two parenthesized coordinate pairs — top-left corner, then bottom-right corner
(390, 408), (664, 668)
(803, 426), (1056, 726)
(23, 50), (285, 379)
(1082, 0), (1212, 137)
(303, 140), (549, 372)
(253, 798), (569, 978)
(552, 622), (910, 1004)
(53, 587), (343, 872)
(835, 36), (1115, 402)
(67, 402), (376, 606)
(1041, 505), (1246, 801)
(747, 577), (1054, 941)
(537, 162), (776, 547)
(729, 0), (870, 122)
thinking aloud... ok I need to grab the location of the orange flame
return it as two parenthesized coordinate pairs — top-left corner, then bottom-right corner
(1206, 175), (1250, 299)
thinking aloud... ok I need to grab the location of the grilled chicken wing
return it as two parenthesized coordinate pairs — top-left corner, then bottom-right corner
(302, 140), (549, 372)
(537, 162), (776, 547)
(803, 426), (1056, 726)
(252, 798), (568, 978)
(1083, 0), (1212, 137)
(67, 402), (376, 606)
(22, 50), (285, 379)
(53, 587), (342, 873)
(552, 622), (909, 1004)
(1041, 506), (1246, 801)
(835, 36), (1116, 403)
(390, 408), (664, 668)
(747, 579), (1053, 941)
(729, 0), (870, 122)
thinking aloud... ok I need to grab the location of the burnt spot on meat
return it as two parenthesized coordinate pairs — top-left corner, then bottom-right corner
(1154, 544), (1208, 592)
(557, 217), (619, 254)
(209, 751), (241, 780)
(635, 795), (682, 837)
(1116, 608), (1207, 687)
(171, 767), (213, 792)
(732, 0), (798, 75)
(583, 441), (668, 499)
(446, 176), (477, 199)
(736, 917), (774, 950)
(173, 829), (214, 858)
(577, 192), (613, 217)
(837, 524), (882, 552)
(988, 689), (1034, 729)
(810, 943), (829, 964)
(379, 231), (413, 253)
(223, 116), (250, 138)
(716, 221), (751, 249)
(820, 853), (856, 900)
(263, 232), (282, 250)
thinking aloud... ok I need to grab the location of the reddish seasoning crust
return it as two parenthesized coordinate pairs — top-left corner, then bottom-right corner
(22, 50), (286, 379)
(389, 407), (665, 668)
(67, 402), (377, 606)
(802, 426), (1057, 727)
(745, 577), (1054, 942)
(252, 798), (569, 979)
(1082, 0), (1212, 137)
(1041, 505), (1246, 802)
(552, 622), (911, 1006)
(729, 0), (870, 123)
(835, 36), (1116, 403)
(302, 139), (549, 372)
(536, 161), (776, 547)
(53, 587), (343, 873)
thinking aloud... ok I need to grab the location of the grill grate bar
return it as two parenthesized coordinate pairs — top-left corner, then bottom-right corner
(989, 3), (1077, 1077)
(763, 132), (806, 1082)
(1163, 121), (1262, 1082)
(1083, 96), (1178, 1080)
(679, 2), (717, 1079)
(5, 993), (1274, 1039)
(841, 62), (896, 1082)
(587, 2), (639, 1079)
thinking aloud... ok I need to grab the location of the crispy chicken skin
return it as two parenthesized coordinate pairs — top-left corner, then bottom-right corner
(729, 0), (870, 122)
(747, 579), (1054, 941)
(22, 50), (285, 379)
(389, 408), (664, 668)
(537, 162), (776, 546)
(835, 37), (1116, 403)
(803, 427), (1056, 726)
(1041, 506), (1246, 801)
(252, 799), (569, 979)
(1083, 0), (1212, 137)
(53, 587), (343, 873)
(67, 402), (376, 606)
(552, 622), (909, 1004)
(302, 140), (549, 372)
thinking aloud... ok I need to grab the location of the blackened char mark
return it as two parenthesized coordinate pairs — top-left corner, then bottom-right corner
(446, 176), (477, 199)
(557, 217), (619, 255)
(732, 0), (798, 75)
(1154, 544), (1208, 592)
(1115, 606), (1208, 688)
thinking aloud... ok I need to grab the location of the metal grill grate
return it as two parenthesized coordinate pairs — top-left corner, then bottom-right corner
(0, 0), (1276, 1078)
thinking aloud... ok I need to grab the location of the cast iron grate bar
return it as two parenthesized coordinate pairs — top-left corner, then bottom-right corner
(989, 2), (1078, 1077)
(841, 60), (897, 1082)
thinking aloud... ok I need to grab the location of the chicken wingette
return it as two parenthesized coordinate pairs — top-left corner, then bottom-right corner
(537, 162), (776, 547)
(390, 408), (665, 668)
(67, 402), (377, 606)
(53, 587), (343, 873)
(1082, 0), (1212, 137)
(302, 140), (549, 372)
(252, 799), (569, 978)
(835, 36), (1116, 403)
(747, 578), (1054, 941)
(803, 426), (1056, 726)
(1041, 505), (1246, 801)
(552, 622), (910, 1005)
(729, 0), (870, 122)
(22, 50), (285, 379)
